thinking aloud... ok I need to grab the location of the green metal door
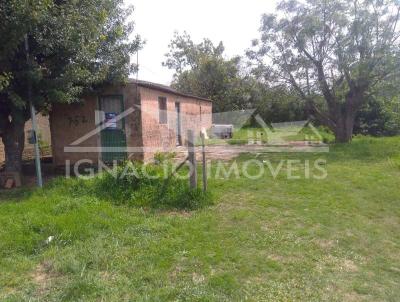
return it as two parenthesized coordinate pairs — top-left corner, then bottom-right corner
(99, 95), (127, 163)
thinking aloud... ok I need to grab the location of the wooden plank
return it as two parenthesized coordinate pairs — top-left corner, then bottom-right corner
(187, 130), (197, 189)
(201, 132), (207, 193)
(4, 178), (14, 189)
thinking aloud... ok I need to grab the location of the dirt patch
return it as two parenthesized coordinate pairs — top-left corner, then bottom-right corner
(342, 259), (359, 272)
(192, 272), (206, 284)
(161, 210), (193, 218)
(314, 239), (337, 250)
(99, 271), (116, 282)
(174, 146), (240, 163)
(343, 292), (365, 302)
(169, 265), (184, 280)
(267, 254), (285, 262)
(32, 261), (57, 295)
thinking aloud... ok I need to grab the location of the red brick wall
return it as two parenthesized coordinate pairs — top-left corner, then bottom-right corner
(139, 86), (212, 161)
(0, 142), (4, 163)
(0, 114), (51, 164)
(50, 98), (100, 166)
(51, 83), (143, 165)
(49, 83), (212, 165)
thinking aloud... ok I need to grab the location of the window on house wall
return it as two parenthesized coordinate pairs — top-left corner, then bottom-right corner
(158, 97), (167, 124)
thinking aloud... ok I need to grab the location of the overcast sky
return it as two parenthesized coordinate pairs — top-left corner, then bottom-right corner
(126, 0), (277, 85)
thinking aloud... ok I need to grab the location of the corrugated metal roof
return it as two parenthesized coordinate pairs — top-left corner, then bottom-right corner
(128, 79), (213, 102)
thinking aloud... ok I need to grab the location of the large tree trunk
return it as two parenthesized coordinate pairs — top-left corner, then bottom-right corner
(333, 109), (356, 143)
(1, 120), (25, 173)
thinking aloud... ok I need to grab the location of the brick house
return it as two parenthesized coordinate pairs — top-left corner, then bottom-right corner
(0, 114), (52, 164)
(50, 80), (212, 165)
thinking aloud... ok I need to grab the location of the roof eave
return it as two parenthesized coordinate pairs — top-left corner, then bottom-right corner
(128, 79), (213, 103)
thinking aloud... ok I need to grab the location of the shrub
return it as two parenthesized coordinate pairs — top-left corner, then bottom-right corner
(154, 152), (176, 164)
(227, 139), (248, 145)
(73, 161), (212, 210)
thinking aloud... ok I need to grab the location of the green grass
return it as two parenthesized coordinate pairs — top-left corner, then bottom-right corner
(1, 136), (400, 301)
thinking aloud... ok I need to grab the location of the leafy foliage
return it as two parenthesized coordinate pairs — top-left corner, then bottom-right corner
(163, 31), (225, 75)
(0, 0), (142, 171)
(0, 0), (141, 108)
(355, 95), (400, 136)
(163, 32), (308, 123)
(249, 0), (400, 142)
(163, 32), (253, 113)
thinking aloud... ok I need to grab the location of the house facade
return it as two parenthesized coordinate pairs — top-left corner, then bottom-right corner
(50, 80), (212, 166)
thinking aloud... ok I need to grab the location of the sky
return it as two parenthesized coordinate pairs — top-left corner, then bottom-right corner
(126, 0), (277, 85)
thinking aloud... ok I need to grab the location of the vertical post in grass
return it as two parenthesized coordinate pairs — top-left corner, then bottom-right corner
(25, 34), (43, 188)
(187, 130), (197, 189)
(200, 131), (207, 193)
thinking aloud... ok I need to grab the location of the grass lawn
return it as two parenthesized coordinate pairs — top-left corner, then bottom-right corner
(1, 136), (400, 301)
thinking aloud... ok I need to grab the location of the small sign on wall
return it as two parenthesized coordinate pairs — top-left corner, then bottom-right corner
(105, 112), (118, 129)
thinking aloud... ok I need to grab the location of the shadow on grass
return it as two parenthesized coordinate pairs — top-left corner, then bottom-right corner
(0, 187), (34, 203)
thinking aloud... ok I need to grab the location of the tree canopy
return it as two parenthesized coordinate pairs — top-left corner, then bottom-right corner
(0, 0), (141, 172)
(248, 0), (400, 142)
(163, 32), (253, 113)
(164, 32), (308, 123)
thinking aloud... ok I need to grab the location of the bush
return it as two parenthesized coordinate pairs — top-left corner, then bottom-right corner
(69, 161), (212, 211)
(355, 96), (400, 136)
(227, 139), (248, 145)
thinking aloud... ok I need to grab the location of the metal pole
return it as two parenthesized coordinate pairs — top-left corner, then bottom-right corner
(25, 34), (43, 188)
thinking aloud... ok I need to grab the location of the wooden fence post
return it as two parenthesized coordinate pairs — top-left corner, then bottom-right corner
(187, 130), (197, 189)
(201, 132), (207, 193)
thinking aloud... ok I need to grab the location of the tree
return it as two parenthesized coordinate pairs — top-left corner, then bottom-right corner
(355, 96), (400, 136)
(249, 0), (400, 142)
(0, 0), (141, 172)
(355, 75), (400, 135)
(250, 84), (307, 124)
(163, 32), (251, 113)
